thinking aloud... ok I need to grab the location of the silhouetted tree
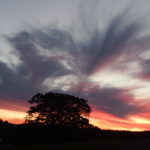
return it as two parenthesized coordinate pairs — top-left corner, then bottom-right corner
(25, 92), (92, 128)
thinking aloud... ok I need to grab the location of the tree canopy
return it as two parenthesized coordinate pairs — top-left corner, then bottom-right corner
(25, 92), (92, 128)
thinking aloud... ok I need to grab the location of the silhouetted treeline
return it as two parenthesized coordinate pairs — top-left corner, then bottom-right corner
(1, 122), (150, 146)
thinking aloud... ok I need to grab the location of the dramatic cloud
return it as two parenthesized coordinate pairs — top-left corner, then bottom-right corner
(0, 12), (148, 106)
(1, 30), (75, 101)
(82, 15), (141, 74)
(0, 62), (38, 100)
(62, 81), (142, 117)
(1, 1), (150, 129)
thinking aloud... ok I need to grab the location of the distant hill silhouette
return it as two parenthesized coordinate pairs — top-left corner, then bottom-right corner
(0, 120), (150, 146)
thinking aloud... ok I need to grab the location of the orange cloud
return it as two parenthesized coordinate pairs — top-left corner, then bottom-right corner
(90, 108), (150, 131)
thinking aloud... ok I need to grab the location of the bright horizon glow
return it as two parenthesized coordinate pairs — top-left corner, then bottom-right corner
(1, 107), (150, 131)
(0, 108), (26, 124)
(90, 110), (150, 131)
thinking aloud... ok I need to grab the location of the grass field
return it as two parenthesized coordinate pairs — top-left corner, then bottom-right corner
(1, 139), (150, 150)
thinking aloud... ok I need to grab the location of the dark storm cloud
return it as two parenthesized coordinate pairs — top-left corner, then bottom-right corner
(0, 62), (38, 100)
(60, 82), (141, 117)
(88, 88), (141, 117)
(8, 31), (74, 78)
(0, 30), (74, 101)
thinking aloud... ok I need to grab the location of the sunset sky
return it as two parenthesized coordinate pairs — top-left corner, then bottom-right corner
(1, 0), (150, 131)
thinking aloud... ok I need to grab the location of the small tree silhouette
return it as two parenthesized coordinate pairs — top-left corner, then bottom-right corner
(25, 92), (92, 128)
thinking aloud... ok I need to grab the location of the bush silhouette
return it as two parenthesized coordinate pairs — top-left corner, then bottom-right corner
(25, 92), (93, 128)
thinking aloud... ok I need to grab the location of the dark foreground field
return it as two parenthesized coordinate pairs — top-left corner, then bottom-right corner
(1, 123), (150, 150)
(1, 139), (150, 150)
